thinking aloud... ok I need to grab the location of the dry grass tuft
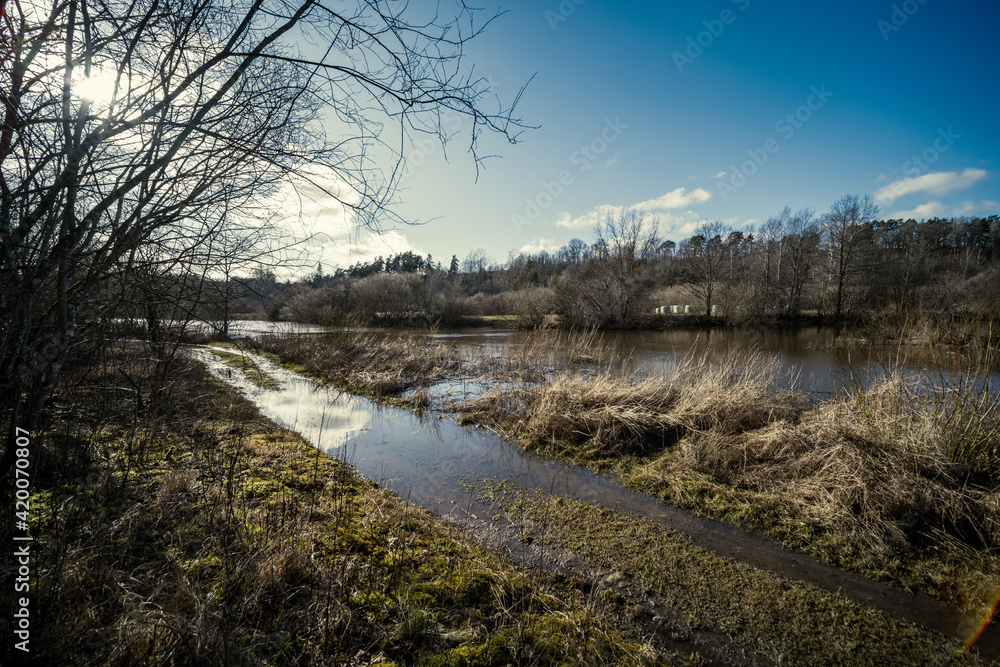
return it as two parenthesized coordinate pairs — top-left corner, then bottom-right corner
(843, 357), (1000, 475)
(461, 349), (798, 458)
(467, 327), (624, 382)
(255, 329), (459, 397)
(458, 346), (1000, 612)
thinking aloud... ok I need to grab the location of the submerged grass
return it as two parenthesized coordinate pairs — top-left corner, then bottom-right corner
(254, 329), (459, 399)
(466, 327), (626, 381)
(843, 342), (1000, 474)
(459, 349), (799, 458)
(208, 346), (281, 390)
(455, 348), (1000, 617)
(24, 349), (664, 666)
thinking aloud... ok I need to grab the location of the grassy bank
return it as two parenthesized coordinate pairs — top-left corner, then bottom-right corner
(477, 484), (986, 665)
(455, 350), (1000, 619)
(245, 327), (1000, 618)
(217, 328), (998, 657)
(20, 347), (663, 665)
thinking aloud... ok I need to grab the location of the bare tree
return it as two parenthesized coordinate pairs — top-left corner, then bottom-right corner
(1, 0), (525, 454)
(558, 237), (588, 265)
(461, 248), (493, 274)
(823, 194), (879, 319)
(782, 208), (819, 316)
(757, 206), (790, 311)
(560, 207), (661, 327)
(681, 220), (731, 315)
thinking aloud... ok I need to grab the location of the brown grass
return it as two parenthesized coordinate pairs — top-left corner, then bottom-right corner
(461, 349), (798, 457)
(842, 350), (1000, 474)
(456, 348), (1000, 613)
(254, 329), (459, 397)
(464, 327), (629, 386)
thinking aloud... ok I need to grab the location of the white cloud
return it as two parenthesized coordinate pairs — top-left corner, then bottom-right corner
(554, 187), (712, 230)
(604, 152), (620, 168)
(888, 199), (1000, 220)
(874, 168), (988, 205)
(888, 202), (949, 220)
(954, 200), (1000, 216)
(269, 165), (359, 238)
(516, 237), (563, 256)
(553, 204), (614, 230)
(660, 210), (712, 239)
(712, 171), (727, 179)
(639, 187), (712, 210)
(263, 165), (424, 277)
(334, 229), (425, 266)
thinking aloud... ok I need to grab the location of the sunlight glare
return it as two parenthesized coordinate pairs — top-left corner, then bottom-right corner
(72, 66), (121, 109)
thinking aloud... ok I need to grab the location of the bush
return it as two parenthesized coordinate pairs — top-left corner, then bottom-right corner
(500, 287), (555, 328)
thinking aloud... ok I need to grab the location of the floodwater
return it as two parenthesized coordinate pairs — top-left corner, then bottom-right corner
(189, 319), (336, 337)
(190, 344), (998, 656)
(422, 326), (1000, 398)
(221, 320), (999, 398)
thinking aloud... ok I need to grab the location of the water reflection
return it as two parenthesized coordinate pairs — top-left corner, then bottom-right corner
(192, 346), (371, 449)
(189, 343), (998, 655)
(420, 326), (998, 398)
(189, 345), (616, 512)
(218, 320), (998, 401)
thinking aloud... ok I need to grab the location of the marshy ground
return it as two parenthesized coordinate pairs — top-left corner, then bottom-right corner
(251, 329), (999, 662)
(18, 330), (1000, 665)
(23, 351), (656, 665)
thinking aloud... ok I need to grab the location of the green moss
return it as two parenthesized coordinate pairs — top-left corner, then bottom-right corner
(240, 478), (285, 500)
(184, 554), (223, 580)
(210, 348), (281, 390)
(30, 345), (666, 665)
(498, 487), (982, 665)
(29, 485), (77, 530)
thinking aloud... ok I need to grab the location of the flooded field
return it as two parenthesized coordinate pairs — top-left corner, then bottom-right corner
(213, 320), (999, 398)
(189, 344), (999, 656)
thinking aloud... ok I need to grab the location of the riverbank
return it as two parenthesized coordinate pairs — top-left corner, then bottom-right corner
(21, 337), (996, 663)
(22, 347), (657, 665)
(454, 350), (1000, 619)
(469, 312), (999, 353)
(200, 341), (994, 662)
(247, 329), (1000, 653)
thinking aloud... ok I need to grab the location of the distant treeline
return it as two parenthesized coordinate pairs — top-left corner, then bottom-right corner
(222, 196), (1000, 331)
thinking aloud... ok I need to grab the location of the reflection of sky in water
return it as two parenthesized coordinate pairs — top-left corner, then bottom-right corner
(191, 320), (335, 337)
(192, 347), (370, 448)
(187, 345), (633, 513)
(188, 343), (998, 656)
(432, 327), (999, 399)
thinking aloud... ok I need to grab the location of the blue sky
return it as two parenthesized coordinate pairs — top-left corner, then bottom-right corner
(307, 0), (1000, 270)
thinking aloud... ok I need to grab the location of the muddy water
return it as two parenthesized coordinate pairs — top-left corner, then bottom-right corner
(191, 345), (998, 657)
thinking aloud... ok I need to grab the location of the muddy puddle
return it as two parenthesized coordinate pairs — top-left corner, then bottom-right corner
(190, 345), (998, 658)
